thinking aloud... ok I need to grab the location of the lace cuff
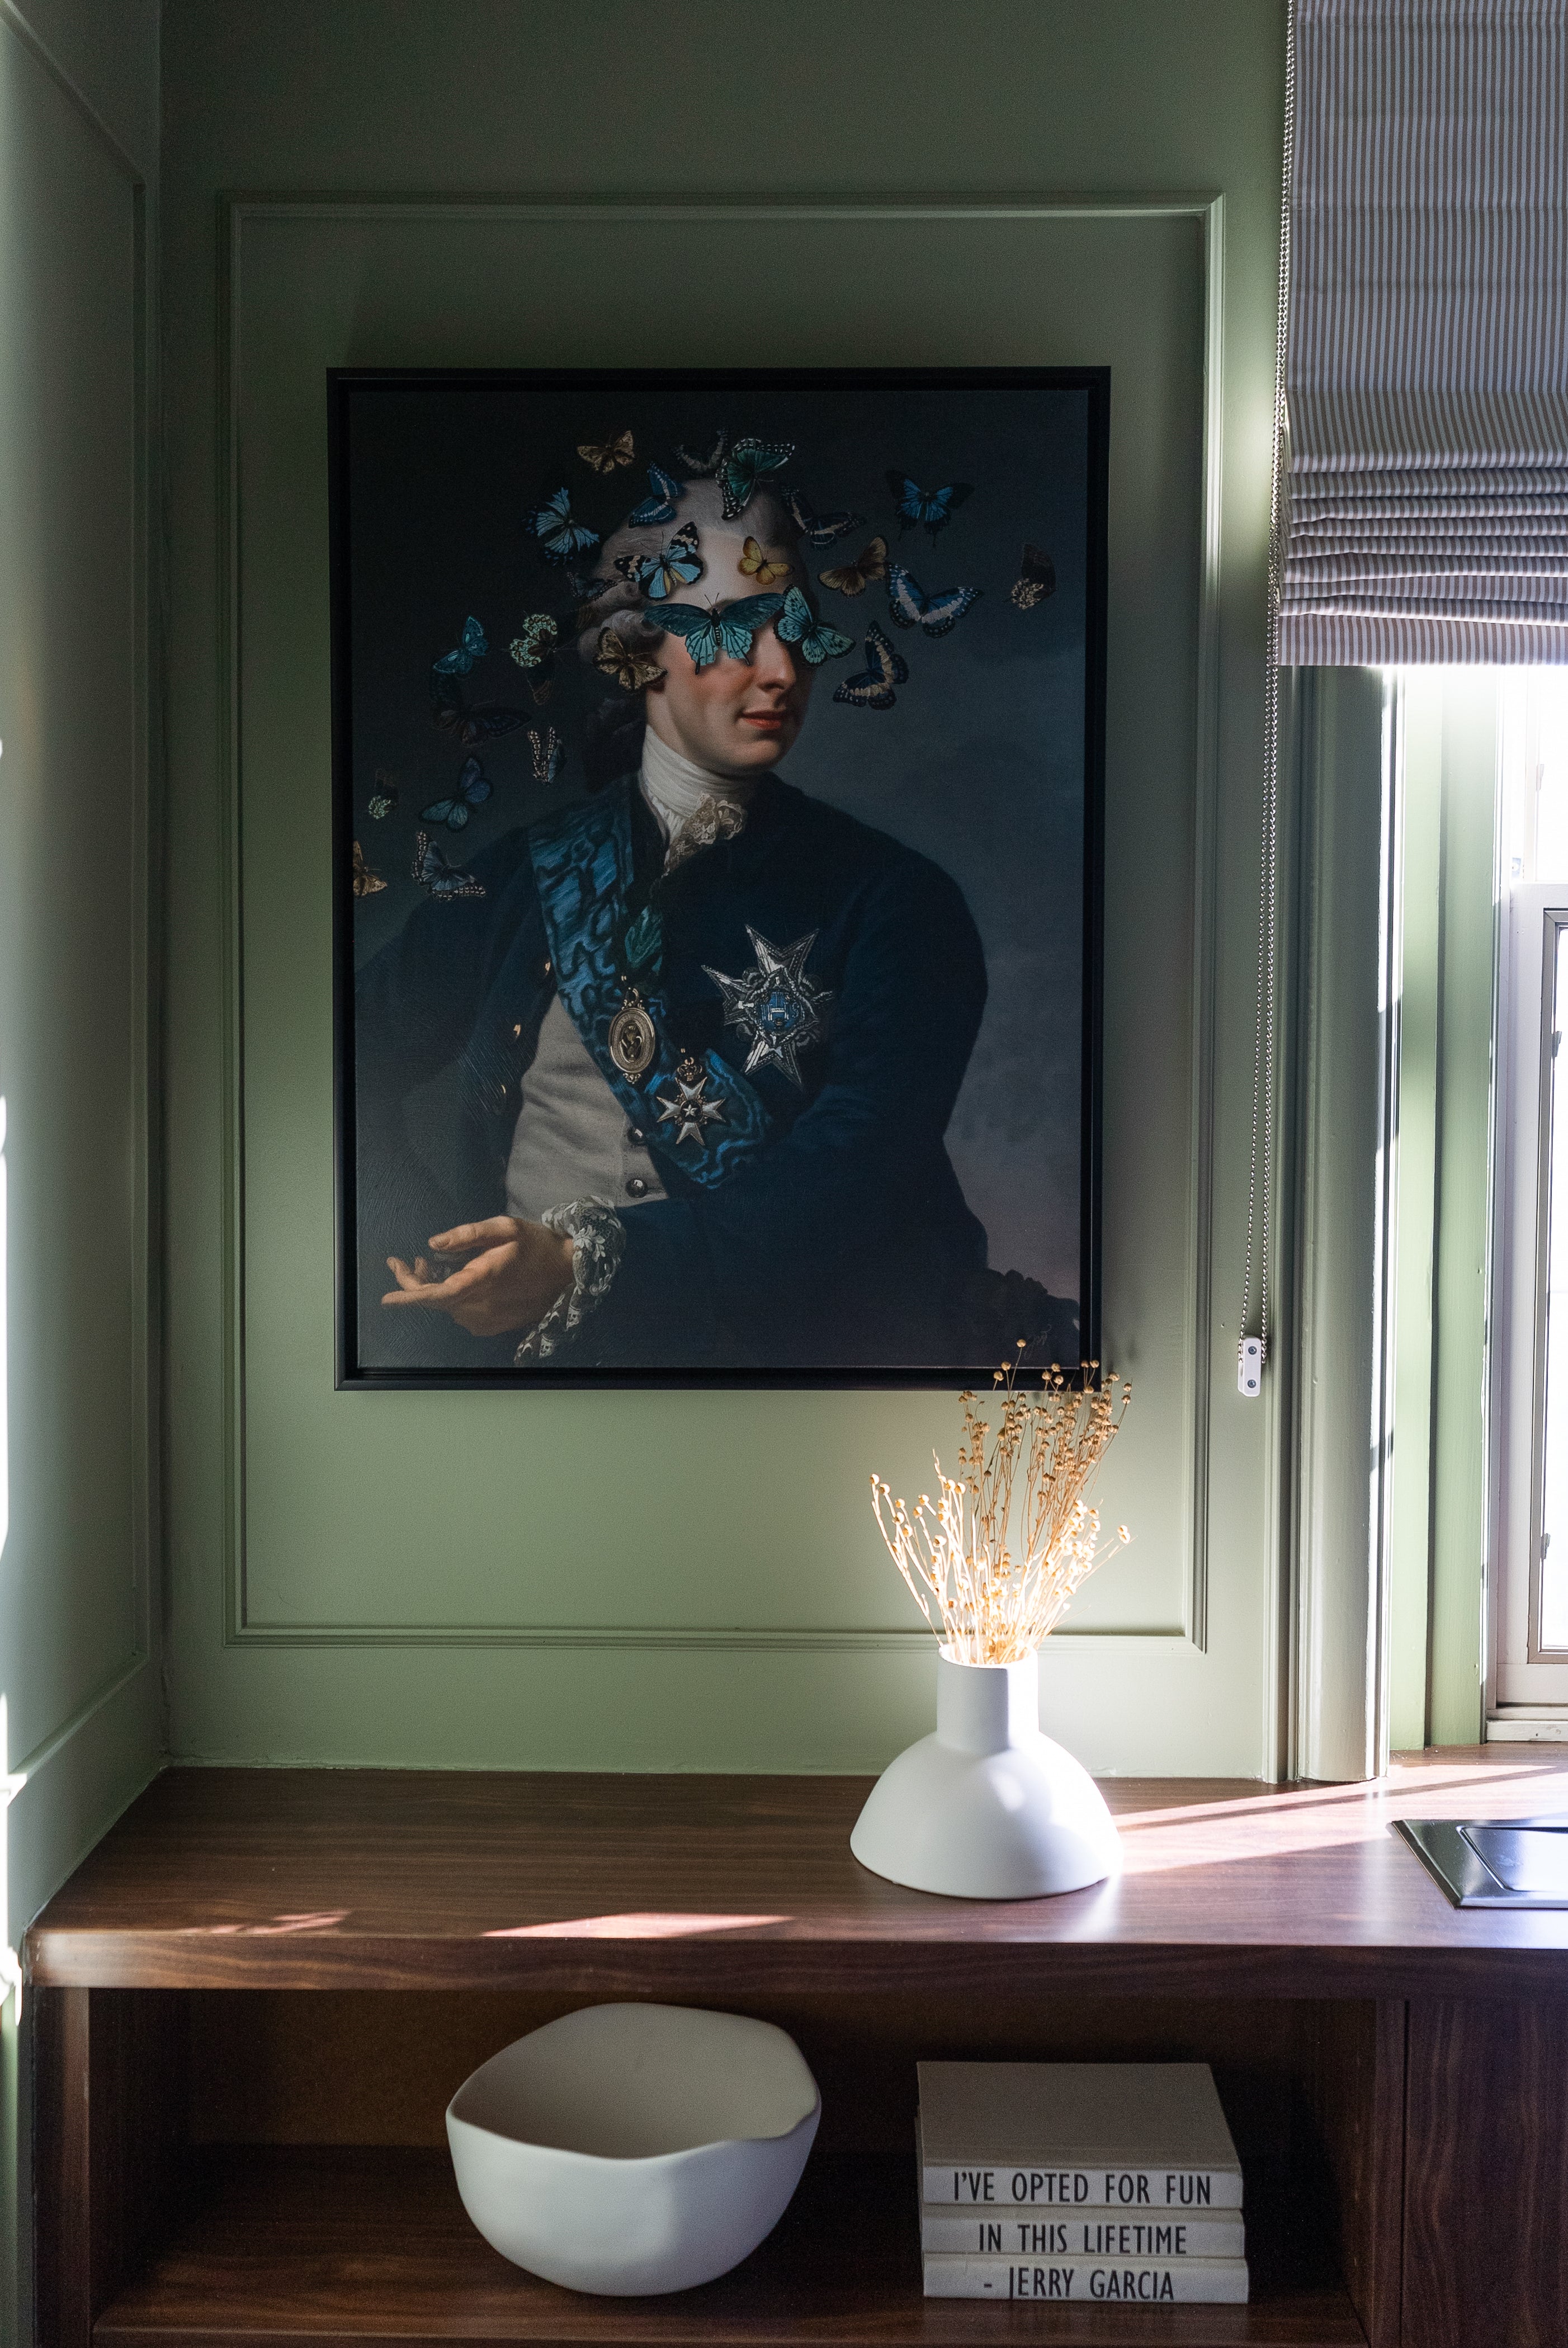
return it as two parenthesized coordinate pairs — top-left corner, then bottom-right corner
(513, 1197), (626, 1364)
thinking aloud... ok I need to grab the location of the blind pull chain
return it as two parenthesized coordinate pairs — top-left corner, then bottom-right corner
(1241, 0), (1296, 1403)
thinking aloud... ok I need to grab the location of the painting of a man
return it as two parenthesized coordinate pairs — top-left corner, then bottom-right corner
(336, 375), (1104, 1381)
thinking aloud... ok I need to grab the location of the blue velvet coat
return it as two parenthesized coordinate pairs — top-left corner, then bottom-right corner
(353, 771), (997, 1369)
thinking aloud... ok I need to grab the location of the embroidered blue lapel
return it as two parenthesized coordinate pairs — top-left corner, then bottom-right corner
(527, 781), (774, 1189)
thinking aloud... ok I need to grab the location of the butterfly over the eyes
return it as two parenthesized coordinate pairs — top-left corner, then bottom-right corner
(719, 437), (795, 521)
(412, 831), (485, 900)
(431, 676), (530, 745)
(352, 840), (388, 897)
(431, 614), (487, 675)
(657, 592), (785, 672)
(615, 520), (703, 601)
(1012, 543), (1057, 610)
(523, 486), (601, 564)
(674, 427), (729, 477)
(740, 535), (792, 587)
(787, 488), (863, 548)
(776, 585), (854, 666)
(627, 464), (687, 527)
(421, 755), (493, 831)
(885, 472), (974, 543)
(595, 628), (667, 692)
(885, 563), (983, 638)
(818, 536), (888, 597)
(577, 429), (635, 474)
(368, 771), (399, 818)
(528, 727), (564, 785)
(833, 622), (909, 711)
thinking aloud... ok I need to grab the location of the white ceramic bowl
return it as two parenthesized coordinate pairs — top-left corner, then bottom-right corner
(445, 2001), (821, 2294)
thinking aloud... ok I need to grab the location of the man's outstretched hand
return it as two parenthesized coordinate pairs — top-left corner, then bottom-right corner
(382, 1217), (574, 1337)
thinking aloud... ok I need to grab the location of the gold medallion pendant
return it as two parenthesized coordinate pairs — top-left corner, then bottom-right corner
(608, 984), (658, 1081)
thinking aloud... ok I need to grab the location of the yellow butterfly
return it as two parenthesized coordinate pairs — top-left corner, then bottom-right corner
(578, 430), (635, 474)
(819, 536), (888, 597)
(352, 841), (387, 898)
(596, 628), (667, 692)
(740, 535), (792, 586)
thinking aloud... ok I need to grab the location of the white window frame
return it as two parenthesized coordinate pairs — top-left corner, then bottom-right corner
(1490, 883), (1568, 1717)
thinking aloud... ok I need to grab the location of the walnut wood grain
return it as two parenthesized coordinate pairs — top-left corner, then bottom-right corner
(183, 1990), (1315, 2157)
(34, 1987), (188, 2348)
(93, 2147), (1365, 2348)
(25, 1752), (1568, 1999)
(1299, 2005), (1402, 2348)
(34, 1988), (92, 2348)
(1403, 2000), (1568, 2348)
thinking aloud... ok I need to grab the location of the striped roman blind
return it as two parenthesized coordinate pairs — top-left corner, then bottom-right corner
(1279, 0), (1568, 665)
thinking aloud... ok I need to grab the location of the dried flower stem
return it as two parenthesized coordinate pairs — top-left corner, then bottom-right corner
(871, 1354), (1132, 1664)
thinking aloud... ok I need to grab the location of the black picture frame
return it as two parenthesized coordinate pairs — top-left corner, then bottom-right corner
(329, 367), (1108, 1389)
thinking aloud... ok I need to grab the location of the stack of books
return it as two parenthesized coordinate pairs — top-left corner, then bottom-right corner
(917, 2062), (1249, 2305)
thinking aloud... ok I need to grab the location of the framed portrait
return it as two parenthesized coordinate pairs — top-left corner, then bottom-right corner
(330, 368), (1108, 1387)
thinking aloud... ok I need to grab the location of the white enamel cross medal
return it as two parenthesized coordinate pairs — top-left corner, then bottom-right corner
(655, 1055), (727, 1148)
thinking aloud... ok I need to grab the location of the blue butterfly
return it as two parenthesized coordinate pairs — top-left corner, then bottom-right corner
(420, 755), (493, 831)
(523, 487), (601, 564)
(627, 464), (687, 526)
(776, 586), (854, 666)
(568, 569), (616, 604)
(657, 592), (785, 672)
(412, 831), (485, 899)
(833, 623), (909, 710)
(885, 564), (983, 638)
(719, 437), (795, 521)
(885, 471), (974, 543)
(615, 520), (704, 601)
(431, 615), (487, 675)
(787, 488), (863, 549)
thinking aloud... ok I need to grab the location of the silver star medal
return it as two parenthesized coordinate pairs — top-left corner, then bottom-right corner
(702, 928), (833, 1087)
(656, 1054), (727, 1147)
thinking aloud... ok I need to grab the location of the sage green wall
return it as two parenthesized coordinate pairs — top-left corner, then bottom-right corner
(0, 3), (162, 2337)
(162, 1), (1291, 1776)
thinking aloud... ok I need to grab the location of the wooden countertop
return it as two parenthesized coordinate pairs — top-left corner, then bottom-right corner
(26, 1747), (1568, 1998)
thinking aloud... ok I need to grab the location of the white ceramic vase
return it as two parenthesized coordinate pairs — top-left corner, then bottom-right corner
(849, 1646), (1121, 1899)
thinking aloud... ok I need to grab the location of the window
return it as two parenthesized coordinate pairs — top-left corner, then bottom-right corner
(1491, 675), (1568, 1718)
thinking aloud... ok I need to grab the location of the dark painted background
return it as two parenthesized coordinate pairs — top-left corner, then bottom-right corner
(339, 373), (1097, 1297)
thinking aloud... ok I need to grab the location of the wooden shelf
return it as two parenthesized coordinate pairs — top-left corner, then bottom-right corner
(35, 1753), (1568, 2348)
(94, 2149), (1364, 2348)
(27, 1747), (1568, 2000)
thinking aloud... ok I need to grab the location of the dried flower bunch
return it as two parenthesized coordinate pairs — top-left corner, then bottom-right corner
(871, 1351), (1132, 1665)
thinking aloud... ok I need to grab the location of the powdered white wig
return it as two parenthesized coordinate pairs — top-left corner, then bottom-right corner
(574, 478), (805, 670)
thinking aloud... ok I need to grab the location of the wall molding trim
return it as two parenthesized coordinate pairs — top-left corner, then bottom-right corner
(217, 191), (1225, 1656)
(226, 1620), (1195, 1651)
(0, 0), (143, 183)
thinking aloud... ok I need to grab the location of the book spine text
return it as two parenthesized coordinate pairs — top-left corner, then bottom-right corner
(922, 2256), (1249, 2304)
(922, 2212), (1245, 2259)
(922, 2165), (1243, 2210)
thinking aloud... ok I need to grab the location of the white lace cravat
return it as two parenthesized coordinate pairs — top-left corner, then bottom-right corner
(639, 730), (752, 871)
